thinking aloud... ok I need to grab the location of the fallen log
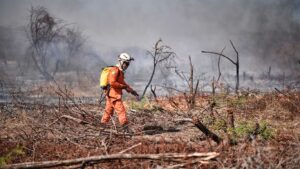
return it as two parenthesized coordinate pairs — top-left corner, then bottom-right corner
(174, 118), (223, 144)
(3, 152), (219, 169)
(192, 119), (223, 144)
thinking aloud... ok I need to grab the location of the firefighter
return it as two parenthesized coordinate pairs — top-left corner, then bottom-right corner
(100, 53), (138, 134)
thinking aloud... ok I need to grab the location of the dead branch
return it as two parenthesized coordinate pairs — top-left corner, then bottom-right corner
(3, 152), (219, 169)
(217, 47), (225, 82)
(141, 38), (176, 98)
(213, 47), (225, 96)
(150, 85), (158, 102)
(202, 40), (239, 93)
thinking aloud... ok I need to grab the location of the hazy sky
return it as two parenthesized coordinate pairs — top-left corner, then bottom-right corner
(1, 0), (300, 74)
(0, 0), (241, 51)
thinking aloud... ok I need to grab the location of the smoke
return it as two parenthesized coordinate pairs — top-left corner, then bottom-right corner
(0, 0), (299, 80)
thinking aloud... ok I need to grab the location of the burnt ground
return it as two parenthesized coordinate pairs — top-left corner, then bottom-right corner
(1, 88), (300, 168)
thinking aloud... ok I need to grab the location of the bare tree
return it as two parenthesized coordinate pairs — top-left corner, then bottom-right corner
(202, 40), (240, 94)
(141, 39), (176, 98)
(27, 6), (59, 80)
(26, 6), (85, 81)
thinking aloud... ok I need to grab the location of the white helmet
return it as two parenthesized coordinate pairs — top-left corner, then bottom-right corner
(118, 53), (134, 62)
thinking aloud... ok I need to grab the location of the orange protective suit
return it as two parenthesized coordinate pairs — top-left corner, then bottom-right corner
(101, 66), (131, 125)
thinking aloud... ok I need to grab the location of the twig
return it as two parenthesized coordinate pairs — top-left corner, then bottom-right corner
(118, 142), (142, 154)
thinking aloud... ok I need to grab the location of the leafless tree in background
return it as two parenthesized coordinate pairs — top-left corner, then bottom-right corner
(141, 39), (176, 98)
(27, 6), (85, 81)
(27, 6), (61, 80)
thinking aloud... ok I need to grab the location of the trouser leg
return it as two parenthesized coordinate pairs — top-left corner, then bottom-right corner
(101, 97), (114, 124)
(113, 100), (128, 126)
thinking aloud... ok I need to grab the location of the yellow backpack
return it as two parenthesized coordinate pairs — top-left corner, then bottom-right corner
(99, 66), (118, 90)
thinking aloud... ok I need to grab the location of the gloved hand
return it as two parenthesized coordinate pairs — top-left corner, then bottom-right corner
(131, 90), (139, 97)
(125, 86), (139, 96)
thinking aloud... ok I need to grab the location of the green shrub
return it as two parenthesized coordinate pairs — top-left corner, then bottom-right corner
(229, 121), (275, 140)
(234, 122), (254, 137)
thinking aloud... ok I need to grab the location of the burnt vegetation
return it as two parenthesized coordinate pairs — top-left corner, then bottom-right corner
(1, 4), (300, 169)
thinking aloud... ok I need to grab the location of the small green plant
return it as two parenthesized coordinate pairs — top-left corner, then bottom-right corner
(0, 144), (25, 167)
(259, 121), (275, 140)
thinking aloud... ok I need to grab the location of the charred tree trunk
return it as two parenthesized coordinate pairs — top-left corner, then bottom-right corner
(192, 119), (222, 144)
